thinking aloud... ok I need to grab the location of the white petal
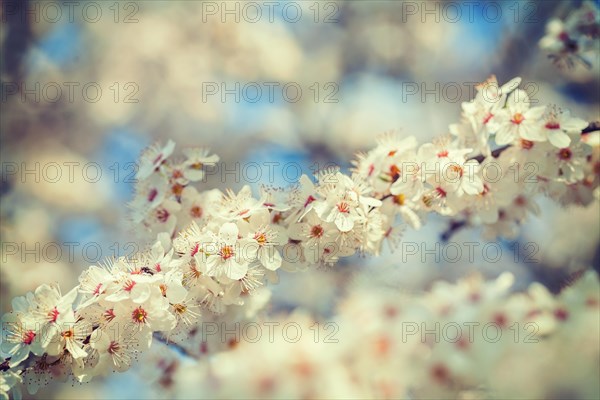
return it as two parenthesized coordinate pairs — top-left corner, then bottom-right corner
(219, 223), (239, 244)
(260, 248), (282, 271)
(166, 284), (188, 304)
(462, 177), (484, 195)
(335, 214), (354, 232)
(130, 283), (151, 304)
(66, 340), (87, 359)
(525, 106), (547, 120)
(520, 125), (546, 142)
(495, 126), (515, 145)
(226, 260), (248, 280)
(561, 117), (588, 133)
(151, 312), (176, 332)
(548, 131), (571, 148)
(183, 168), (205, 182)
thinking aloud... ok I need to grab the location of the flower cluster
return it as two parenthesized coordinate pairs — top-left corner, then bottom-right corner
(129, 141), (220, 237)
(0, 241), (200, 397)
(356, 75), (598, 239)
(539, 1), (600, 68)
(163, 271), (599, 399)
(1, 75), (598, 399)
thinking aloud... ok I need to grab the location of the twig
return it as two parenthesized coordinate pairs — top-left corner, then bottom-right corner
(440, 220), (468, 242)
(442, 122), (600, 240)
(152, 333), (199, 359)
(379, 121), (599, 203)
(469, 121), (599, 164)
(469, 145), (510, 164)
(582, 121), (600, 134)
(376, 122), (600, 240)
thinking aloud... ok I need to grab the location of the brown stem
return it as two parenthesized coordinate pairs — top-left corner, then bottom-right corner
(153, 333), (199, 359)
(379, 193), (394, 201)
(441, 122), (600, 241)
(440, 220), (468, 242)
(378, 122), (599, 203)
(469, 121), (600, 164)
(582, 121), (600, 134)
(469, 145), (511, 164)
(376, 122), (600, 240)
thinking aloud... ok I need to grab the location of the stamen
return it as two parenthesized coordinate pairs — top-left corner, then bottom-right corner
(22, 330), (36, 345)
(147, 188), (158, 202)
(558, 148), (572, 160)
(393, 194), (405, 206)
(336, 201), (350, 213)
(156, 208), (170, 223)
(310, 225), (324, 238)
(48, 307), (60, 323)
(190, 206), (203, 218)
(512, 113), (525, 124)
(132, 306), (148, 324)
(254, 232), (267, 245)
(219, 245), (235, 260)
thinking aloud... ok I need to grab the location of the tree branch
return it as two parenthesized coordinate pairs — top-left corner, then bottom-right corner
(440, 220), (468, 242)
(582, 121), (600, 134)
(379, 122), (600, 204)
(440, 121), (600, 241)
(469, 121), (600, 164)
(152, 333), (199, 360)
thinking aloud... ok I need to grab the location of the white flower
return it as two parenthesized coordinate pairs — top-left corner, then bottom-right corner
(177, 187), (221, 230)
(450, 119), (491, 158)
(388, 149), (426, 200)
(467, 161), (519, 224)
(145, 240), (176, 274)
(418, 137), (473, 164)
(43, 311), (91, 361)
(238, 209), (286, 271)
(493, 90), (546, 145)
(170, 298), (201, 327)
(78, 266), (112, 306)
(115, 295), (177, 335)
(539, 19), (569, 53)
(0, 312), (44, 366)
(182, 147), (219, 182)
(128, 174), (169, 224)
(144, 199), (181, 235)
(289, 210), (338, 250)
(29, 285), (78, 328)
(259, 185), (292, 213)
(87, 329), (139, 375)
(380, 194), (421, 229)
(287, 174), (319, 222)
(541, 108), (588, 148)
(549, 137), (593, 183)
(216, 185), (266, 222)
(136, 140), (176, 181)
(104, 270), (159, 304)
(312, 171), (381, 232)
(201, 223), (256, 280)
(442, 159), (484, 196)
(462, 75), (521, 134)
(161, 269), (188, 304)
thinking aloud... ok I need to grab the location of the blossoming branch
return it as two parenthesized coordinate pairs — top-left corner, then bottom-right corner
(1, 75), (599, 399)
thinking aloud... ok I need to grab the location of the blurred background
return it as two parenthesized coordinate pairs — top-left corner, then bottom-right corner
(1, 0), (599, 398)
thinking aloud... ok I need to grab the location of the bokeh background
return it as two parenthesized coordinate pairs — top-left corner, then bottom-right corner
(1, 0), (599, 398)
